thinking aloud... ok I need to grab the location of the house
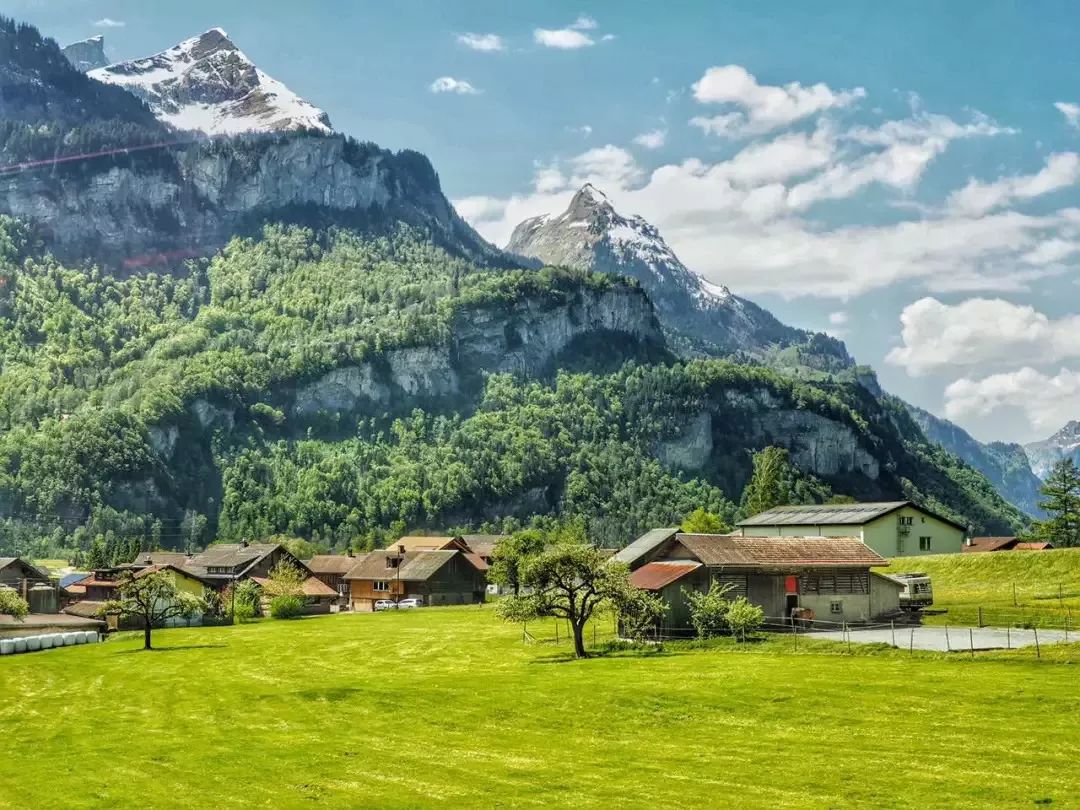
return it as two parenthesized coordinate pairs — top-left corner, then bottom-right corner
(459, 535), (508, 566)
(735, 501), (967, 557)
(343, 547), (487, 611)
(964, 537), (1055, 552)
(306, 553), (365, 601)
(65, 564), (212, 630)
(389, 536), (490, 575)
(0, 558), (61, 612)
(624, 530), (903, 632)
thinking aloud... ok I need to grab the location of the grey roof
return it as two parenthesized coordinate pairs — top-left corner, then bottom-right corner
(344, 549), (457, 582)
(738, 501), (969, 531)
(306, 554), (364, 575)
(0, 557), (51, 580)
(738, 502), (911, 527)
(612, 528), (680, 568)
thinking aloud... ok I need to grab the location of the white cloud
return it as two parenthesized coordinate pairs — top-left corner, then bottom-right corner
(886, 297), (1080, 376)
(429, 76), (480, 95)
(947, 153), (1080, 216)
(534, 16), (609, 49)
(690, 65), (865, 137)
(829, 311), (848, 325)
(567, 124), (593, 137)
(1056, 101), (1080, 129)
(456, 32), (505, 52)
(93, 17), (125, 28)
(944, 367), (1080, 433)
(632, 129), (667, 150)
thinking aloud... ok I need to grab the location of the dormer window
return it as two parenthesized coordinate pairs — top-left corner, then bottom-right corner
(386, 557), (401, 569)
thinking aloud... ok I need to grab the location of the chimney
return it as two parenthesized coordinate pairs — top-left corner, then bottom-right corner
(240, 539), (249, 548)
(398, 544), (406, 555)
(347, 549), (354, 558)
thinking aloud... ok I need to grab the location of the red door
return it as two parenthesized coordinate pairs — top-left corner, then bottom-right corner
(784, 576), (799, 595)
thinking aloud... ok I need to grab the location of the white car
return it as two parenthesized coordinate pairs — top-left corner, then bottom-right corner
(374, 599), (398, 611)
(397, 598), (422, 609)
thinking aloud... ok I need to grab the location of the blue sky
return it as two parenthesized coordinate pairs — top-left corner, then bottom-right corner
(13, 0), (1080, 444)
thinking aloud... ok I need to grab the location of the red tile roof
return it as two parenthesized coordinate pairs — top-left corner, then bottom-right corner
(676, 534), (887, 568)
(1014, 541), (1054, 550)
(630, 561), (702, 591)
(964, 537), (1018, 552)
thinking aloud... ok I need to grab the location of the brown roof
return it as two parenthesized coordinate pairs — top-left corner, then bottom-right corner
(306, 554), (363, 575)
(64, 600), (108, 618)
(460, 535), (508, 557)
(389, 536), (461, 553)
(462, 553), (489, 572)
(1015, 541), (1054, 550)
(964, 537), (1018, 552)
(675, 534), (888, 568)
(133, 552), (191, 568)
(344, 549), (457, 582)
(630, 561), (702, 591)
(250, 575), (339, 598)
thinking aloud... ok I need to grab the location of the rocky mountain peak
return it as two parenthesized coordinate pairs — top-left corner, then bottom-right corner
(61, 35), (108, 72)
(1024, 419), (1080, 479)
(88, 27), (332, 135)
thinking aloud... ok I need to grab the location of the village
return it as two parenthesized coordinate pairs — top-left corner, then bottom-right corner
(1, 498), (1068, 656)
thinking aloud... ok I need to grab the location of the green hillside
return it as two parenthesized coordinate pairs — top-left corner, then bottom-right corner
(2, 607), (1079, 808)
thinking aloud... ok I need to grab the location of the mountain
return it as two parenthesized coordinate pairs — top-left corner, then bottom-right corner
(0, 20), (499, 271)
(89, 28), (332, 135)
(61, 35), (108, 71)
(1025, 421), (1080, 479)
(909, 405), (1043, 517)
(507, 184), (852, 368)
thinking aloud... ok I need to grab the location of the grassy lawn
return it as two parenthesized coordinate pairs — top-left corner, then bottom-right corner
(891, 547), (1080, 626)
(3, 606), (1080, 808)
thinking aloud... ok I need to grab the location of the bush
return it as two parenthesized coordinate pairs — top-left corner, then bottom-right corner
(226, 579), (262, 621)
(269, 594), (306, 619)
(684, 580), (733, 638)
(0, 587), (29, 620)
(725, 596), (764, 642)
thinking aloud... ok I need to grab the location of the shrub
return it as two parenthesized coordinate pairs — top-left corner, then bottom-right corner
(684, 580), (734, 638)
(0, 587), (29, 621)
(269, 594), (306, 619)
(227, 579), (262, 621)
(725, 596), (764, 642)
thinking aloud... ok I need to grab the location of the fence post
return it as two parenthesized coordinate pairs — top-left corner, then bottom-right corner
(844, 621), (850, 654)
(978, 606), (983, 628)
(1034, 626), (1041, 659)
(1013, 582), (1018, 607)
(945, 623), (950, 652)
(793, 618), (798, 651)
(1006, 625), (1011, 650)
(891, 620), (896, 648)
(1066, 616), (1071, 643)
(555, 621), (559, 643)
(909, 627), (915, 655)
(968, 628), (975, 659)
(523, 621), (527, 645)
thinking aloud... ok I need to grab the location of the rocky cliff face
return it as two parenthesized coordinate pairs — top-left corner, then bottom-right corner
(292, 284), (662, 417)
(89, 29), (332, 135)
(1025, 420), (1080, 480)
(0, 133), (503, 271)
(61, 35), (108, 72)
(507, 184), (851, 368)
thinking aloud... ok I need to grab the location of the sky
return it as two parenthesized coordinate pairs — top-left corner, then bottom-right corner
(11, 0), (1080, 445)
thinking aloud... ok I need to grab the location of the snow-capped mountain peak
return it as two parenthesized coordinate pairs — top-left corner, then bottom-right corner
(1025, 420), (1080, 479)
(88, 28), (332, 136)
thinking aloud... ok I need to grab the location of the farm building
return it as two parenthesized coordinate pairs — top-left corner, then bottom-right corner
(65, 564), (213, 630)
(624, 530), (902, 631)
(343, 547), (487, 611)
(0, 557), (62, 613)
(306, 553), (365, 600)
(964, 537), (1055, 552)
(735, 501), (966, 557)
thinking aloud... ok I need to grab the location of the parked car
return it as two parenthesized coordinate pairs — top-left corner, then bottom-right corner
(374, 599), (398, 611)
(397, 597), (422, 609)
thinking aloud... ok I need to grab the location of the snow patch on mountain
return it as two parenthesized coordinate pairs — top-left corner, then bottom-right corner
(89, 28), (331, 135)
(1025, 420), (1080, 479)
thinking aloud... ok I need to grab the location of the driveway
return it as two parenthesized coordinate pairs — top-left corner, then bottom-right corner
(809, 625), (1072, 652)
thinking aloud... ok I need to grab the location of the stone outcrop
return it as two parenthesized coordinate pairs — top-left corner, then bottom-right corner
(656, 412), (713, 471)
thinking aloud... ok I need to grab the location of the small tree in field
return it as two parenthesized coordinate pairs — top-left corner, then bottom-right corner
(0, 587), (29, 621)
(684, 580), (735, 638)
(488, 530), (547, 596)
(617, 586), (667, 644)
(262, 561), (308, 619)
(724, 596), (764, 642)
(102, 571), (206, 650)
(497, 536), (637, 659)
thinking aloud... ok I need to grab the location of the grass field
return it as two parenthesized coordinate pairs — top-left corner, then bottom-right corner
(3, 606), (1080, 808)
(891, 547), (1080, 626)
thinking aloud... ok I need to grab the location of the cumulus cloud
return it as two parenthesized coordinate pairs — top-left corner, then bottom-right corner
(1056, 101), (1080, 129)
(632, 129), (667, 149)
(94, 17), (125, 28)
(690, 65), (865, 138)
(944, 368), (1080, 433)
(429, 76), (480, 95)
(886, 297), (1080, 376)
(456, 33), (505, 52)
(947, 152), (1080, 216)
(534, 16), (609, 49)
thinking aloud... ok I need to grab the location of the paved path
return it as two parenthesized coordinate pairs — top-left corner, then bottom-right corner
(810, 625), (1072, 652)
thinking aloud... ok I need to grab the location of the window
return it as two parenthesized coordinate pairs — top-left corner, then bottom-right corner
(830, 600), (843, 614)
(386, 556), (401, 569)
(373, 581), (389, 592)
(899, 516), (913, 526)
(919, 536), (932, 551)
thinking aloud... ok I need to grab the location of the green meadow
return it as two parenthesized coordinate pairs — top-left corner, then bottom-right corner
(2, 605), (1079, 809)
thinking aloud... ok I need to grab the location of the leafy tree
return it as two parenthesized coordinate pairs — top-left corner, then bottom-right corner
(684, 580), (735, 638)
(681, 508), (730, 534)
(496, 530), (638, 659)
(724, 596), (764, 642)
(740, 446), (795, 518)
(225, 579), (262, 622)
(263, 561), (308, 619)
(1030, 458), (1080, 547)
(617, 587), (667, 644)
(101, 571), (206, 650)
(0, 587), (29, 621)
(488, 530), (547, 596)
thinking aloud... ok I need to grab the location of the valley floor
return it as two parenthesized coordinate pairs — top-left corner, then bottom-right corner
(2, 607), (1078, 808)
